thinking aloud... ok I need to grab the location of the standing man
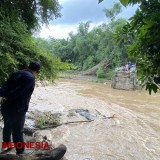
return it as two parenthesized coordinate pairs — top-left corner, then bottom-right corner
(0, 61), (41, 154)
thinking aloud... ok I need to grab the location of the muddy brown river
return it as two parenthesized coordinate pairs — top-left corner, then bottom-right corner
(30, 78), (160, 160)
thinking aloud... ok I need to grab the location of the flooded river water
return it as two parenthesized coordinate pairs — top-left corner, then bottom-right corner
(30, 78), (160, 160)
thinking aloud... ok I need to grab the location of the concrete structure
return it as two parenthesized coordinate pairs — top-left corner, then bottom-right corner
(111, 71), (137, 90)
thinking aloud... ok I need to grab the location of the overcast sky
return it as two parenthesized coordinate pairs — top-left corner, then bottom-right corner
(39, 0), (138, 39)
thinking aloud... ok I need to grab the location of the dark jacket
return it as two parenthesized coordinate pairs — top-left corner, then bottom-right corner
(0, 69), (35, 114)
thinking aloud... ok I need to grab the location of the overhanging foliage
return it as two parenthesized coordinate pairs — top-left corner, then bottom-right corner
(0, 0), (62, 31)
(0, 1), (67, 84)
(100, 0), (160, 94)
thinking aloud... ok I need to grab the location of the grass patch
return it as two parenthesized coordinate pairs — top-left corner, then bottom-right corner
(35, 111), (61, 128)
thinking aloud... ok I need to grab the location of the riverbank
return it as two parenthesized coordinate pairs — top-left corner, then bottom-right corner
(31, 78), (160, 159)
(1, 78), (160, 159)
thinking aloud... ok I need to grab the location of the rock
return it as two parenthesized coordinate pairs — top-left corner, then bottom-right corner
(0, 144), (67, 160)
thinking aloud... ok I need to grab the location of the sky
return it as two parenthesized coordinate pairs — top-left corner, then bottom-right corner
(39, 0), (138, 39)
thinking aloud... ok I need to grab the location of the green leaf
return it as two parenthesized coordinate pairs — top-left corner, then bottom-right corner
(152, 84), (158, 93)
(120, 0), (129, 7)
(98, 0), (103, 3)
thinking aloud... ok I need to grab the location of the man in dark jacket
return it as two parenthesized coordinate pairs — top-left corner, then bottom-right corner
(0, 61), (41, 154)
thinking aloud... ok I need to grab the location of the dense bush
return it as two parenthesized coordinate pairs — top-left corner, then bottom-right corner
(0, 0), (65, 84)
(0, 17), (69, 83)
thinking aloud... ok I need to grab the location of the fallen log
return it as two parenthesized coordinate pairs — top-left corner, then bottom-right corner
(0, 144), (67, 160)
(81, 58), (110, 76)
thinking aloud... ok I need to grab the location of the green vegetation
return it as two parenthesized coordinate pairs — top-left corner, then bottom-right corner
(0, 0), (62, 31)
(122, 0), (160, 94)
(99, 0), (160, 93)
(34, 3), (130, 81)
(35, 112), (61, 128)
(1, 0), (159, 94)
(0, 0), (68, 83)
(96, 67), (114, 80)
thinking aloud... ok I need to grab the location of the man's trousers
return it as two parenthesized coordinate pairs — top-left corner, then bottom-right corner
(2, 111), (26, 154)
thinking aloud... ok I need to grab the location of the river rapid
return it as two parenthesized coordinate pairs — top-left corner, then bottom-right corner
(30, 78), (160, 160)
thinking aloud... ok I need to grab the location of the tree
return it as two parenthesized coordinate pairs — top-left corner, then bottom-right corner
(42, 14), (128, 71)
(33, 3), (128, 75)
(0, 1), (65, 83)
(0, 0), (62, 31)
(99, 0), (142, 6)
(104, 2), (122, 22)
(99, 0), (160, 94)
(36, 2), (128, 72)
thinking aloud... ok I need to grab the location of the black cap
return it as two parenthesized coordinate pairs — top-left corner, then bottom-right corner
(28, 61), (41, 71)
